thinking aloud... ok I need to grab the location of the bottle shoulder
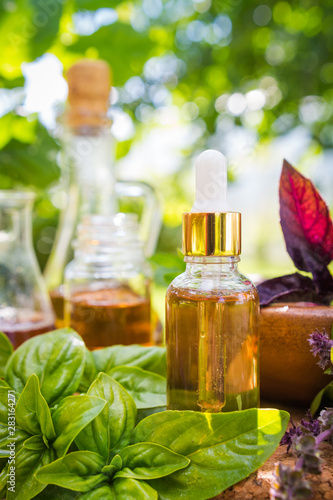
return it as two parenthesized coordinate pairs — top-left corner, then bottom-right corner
(167, 269), (258, 302)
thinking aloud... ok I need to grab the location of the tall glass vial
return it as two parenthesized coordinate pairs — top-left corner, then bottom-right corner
(0, 191), (55, 347)
(166, 160), (259, 412)
(65, 214), (152, 349)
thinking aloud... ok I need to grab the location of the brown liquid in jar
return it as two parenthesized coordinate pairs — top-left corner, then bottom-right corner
(50, 287), (66, 329)
(0, 311), (55, 348)
(67, 286), (152, 349)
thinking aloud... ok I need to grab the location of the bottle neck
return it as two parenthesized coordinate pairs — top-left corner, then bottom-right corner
(0, 194), (34, 251)
(62, 123), (117, 215)
(184, 255), (240, 274)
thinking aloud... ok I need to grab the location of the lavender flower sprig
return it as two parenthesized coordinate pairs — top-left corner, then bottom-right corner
(308, 328), (333, 373)
(270, 408), (333, 499)
(271, 328), (333, 499)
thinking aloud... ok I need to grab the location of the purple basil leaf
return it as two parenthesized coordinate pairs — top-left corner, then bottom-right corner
(257, 273), (331, 307)
(279, 160), (333, 286)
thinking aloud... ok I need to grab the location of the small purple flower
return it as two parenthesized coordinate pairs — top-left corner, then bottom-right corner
(270, 463), (312, 499)
(292, 434), (322, 475)
(280, 419), (303, 452)
(317, 408), (333, 446)
(308, 329), (333, 371)
(300, 410), (320, 437)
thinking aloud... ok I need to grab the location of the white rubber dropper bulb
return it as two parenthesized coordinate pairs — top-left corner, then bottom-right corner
(191, 149), (231, 213)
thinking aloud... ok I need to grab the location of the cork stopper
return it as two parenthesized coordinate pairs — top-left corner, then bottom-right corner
(66, 59), (111, 128)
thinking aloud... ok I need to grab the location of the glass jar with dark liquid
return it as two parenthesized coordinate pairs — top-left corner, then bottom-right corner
(0, 191), (55, 348)
(64, 214), (152, 349)
(44, 60), (161, 329)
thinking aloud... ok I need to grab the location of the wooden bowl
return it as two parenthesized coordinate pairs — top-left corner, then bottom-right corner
(260, 303), (333, 405)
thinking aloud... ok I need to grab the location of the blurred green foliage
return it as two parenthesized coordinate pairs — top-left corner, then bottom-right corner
(0, 0), (333, 268)
(149, 251), (186, 286)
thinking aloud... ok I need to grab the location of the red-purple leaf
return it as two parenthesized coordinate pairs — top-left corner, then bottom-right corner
(279, 160), (333, 280)
(257, 273), (332, 307)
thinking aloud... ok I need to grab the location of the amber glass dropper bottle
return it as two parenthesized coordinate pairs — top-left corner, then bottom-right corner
(166, 150), (259, 412)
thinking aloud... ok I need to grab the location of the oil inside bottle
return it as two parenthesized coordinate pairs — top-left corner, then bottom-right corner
(0, 309), (55, 348)
(166, 286), (259, 412)
(50, 286), (66, 328)
(66, 285), (151, 349)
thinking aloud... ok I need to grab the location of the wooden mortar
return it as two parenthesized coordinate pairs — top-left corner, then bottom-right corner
(260, 303), (333, 405)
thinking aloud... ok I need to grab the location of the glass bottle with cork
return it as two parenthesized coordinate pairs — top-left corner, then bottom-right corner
(0, 191), (55, 348)
(64, 213), (152, 349)
(166, 150), (259, 412)
(45, 59), (161, 328)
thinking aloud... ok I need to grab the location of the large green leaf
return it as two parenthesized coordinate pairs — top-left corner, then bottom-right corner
(79, 349), (98, 392)
(92, 345), (166, 377)
(0, 123), (60, 189)
(149, 252), (186, 287)
(7, 438), (56, 500)
(115, 443), (190, 481)
(75, 374), (136, 462)
(113, 478), (157, 500)
(108, 366), (166, 409)
(52, 395), (107, 458)
(34, 485), (80, 499)
(0, 332), (13, 377)
(29, 0), (63, 58)
(5, 328), (86, 405)
(311, 380), (333, 415)
(0, 386), (29, 457)
(74, 0), (124, 8)
(0, 424), (28, 458)
(15, 374), (56, 441)
(0, 0), (63, 76)
(80, 345), (166, 392)
(78, 484), (116, 499)
(133, 409), (289, 500)
(36, 451), (107, 492)
(67, 23), (154, 86)
(0, 384), (20, 424)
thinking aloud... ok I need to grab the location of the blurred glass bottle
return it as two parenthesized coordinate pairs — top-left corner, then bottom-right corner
(65, 214), (152, 349)
(44, 59), (161, 328)
(0, 191), (55, 348)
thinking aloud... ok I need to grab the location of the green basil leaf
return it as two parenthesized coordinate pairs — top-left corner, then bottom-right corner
(310, 380), (333, 415)
(0, 464), (8, 496)
(136, 407), (167, 425)
(114, 443), (190, 480)
(5, 328), (86, 405)
(36, 451), (107, 492)
(133, 409), (289, 500)
(0, 424), (28, 457)
(113, 477), (158, 500)
(7, 440), (56, 500)
(34, 485), (80, 499)
(79, 349), (98, 392)
(24, 435), (47, 451)
(0, 386), (28, 456)
(108, 367), (166, 409)
(15, 374), (56, 441)
(52, 395), (107, 458)
(75, 373), (136, 461)
(93, 345), (166, 377)
(78, 484), (116, 499)
(0, 332), (13, 377)
(0, 385), (19, 423)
